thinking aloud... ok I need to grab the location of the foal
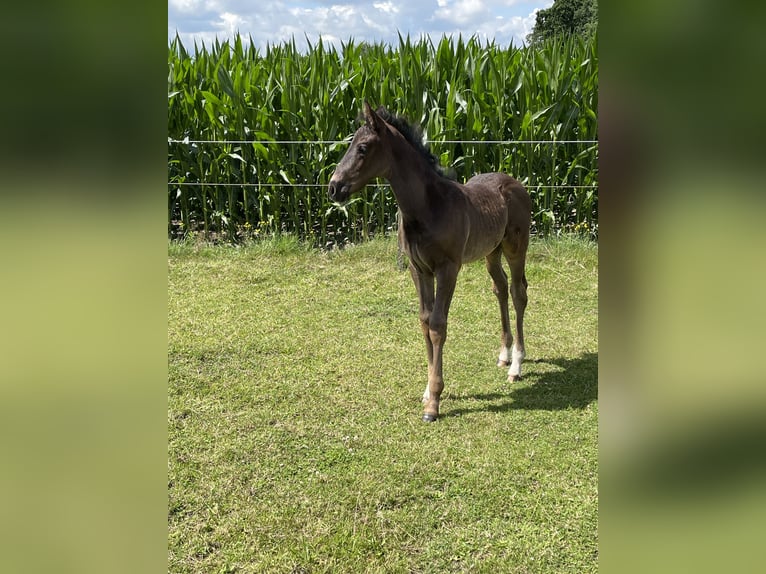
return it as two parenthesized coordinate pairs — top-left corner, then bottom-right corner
(328, 103), (532, 421)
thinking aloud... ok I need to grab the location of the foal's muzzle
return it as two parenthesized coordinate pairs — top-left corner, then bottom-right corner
(328, 180), (350, 203)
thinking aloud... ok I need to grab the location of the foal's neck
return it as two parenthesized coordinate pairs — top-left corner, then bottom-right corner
(385, 129), (440, 221)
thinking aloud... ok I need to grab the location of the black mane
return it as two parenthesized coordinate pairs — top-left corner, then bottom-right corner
(370, 107), (455, 180)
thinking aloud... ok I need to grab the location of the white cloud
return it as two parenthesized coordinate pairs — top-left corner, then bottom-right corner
(214, 12), (249, 35)
(169, 0), (226, 14)
(434, 0), (489, 26)
(168, 0), (199, 13)
(373, 1), (399, 14)
(168, 0), (552, 51)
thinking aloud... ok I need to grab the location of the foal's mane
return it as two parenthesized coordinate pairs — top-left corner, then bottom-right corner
(366, 106), (455, 180)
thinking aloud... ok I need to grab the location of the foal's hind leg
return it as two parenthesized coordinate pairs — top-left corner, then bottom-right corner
(485, 247), (513, 368)
(504, 248), (528, 382)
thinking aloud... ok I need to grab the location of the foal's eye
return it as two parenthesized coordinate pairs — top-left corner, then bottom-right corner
(357, 145), (367, 156)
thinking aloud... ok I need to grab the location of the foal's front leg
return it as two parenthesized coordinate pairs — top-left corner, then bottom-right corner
(410, 265), (435, 405)
(421, 263), (459, 422)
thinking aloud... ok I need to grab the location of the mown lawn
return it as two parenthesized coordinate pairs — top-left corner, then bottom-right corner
(168, 236), (598, 573)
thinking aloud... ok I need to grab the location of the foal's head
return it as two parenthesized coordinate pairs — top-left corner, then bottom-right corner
(328, 102), (392, 204)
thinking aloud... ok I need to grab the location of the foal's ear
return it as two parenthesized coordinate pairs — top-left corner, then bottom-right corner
(363, 101), (384, 134)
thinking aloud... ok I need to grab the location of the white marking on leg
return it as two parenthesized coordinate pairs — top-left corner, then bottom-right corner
(508, 347), (525, 380)
(497, 345), (511, 367)
(423, 384), (430, 403)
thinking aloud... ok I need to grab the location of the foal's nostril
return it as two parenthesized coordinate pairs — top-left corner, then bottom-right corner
(329, 180), (345, 201)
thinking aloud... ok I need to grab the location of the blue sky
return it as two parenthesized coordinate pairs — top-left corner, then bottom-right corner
(168, 0), (553, 51)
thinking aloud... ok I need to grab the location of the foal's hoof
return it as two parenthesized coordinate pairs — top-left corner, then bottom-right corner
(508, 374), (522, 383)
(497, 360), (510, 368)
(422, 413), (438, 423)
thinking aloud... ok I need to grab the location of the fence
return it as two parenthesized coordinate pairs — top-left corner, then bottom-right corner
(167, 138), (598, 245)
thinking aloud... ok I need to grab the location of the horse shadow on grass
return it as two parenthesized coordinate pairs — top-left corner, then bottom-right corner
(445, 352), (597, 418)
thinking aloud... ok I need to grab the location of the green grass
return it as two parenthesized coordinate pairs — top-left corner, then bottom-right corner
(168, 236), (598, 573)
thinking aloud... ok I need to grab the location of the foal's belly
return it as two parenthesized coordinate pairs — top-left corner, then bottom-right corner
(462, 225), (506, 263)
(461, 198), (508, 263)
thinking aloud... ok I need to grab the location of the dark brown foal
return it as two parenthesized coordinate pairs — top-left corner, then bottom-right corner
(329, 103), (531, 421)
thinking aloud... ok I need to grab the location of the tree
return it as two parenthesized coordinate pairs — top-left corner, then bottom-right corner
(527, 0), (598, 44)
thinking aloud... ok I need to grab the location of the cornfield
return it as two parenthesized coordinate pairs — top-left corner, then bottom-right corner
(168, 33), (598, 245)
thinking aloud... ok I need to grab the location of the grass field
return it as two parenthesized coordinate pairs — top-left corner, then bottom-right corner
(168, 236), (598, 573)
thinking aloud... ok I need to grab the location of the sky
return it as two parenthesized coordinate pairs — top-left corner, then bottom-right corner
(168, 0), (554, 51)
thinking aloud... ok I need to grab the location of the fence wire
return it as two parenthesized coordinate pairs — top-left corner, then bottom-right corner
(167, 138), (599, 190)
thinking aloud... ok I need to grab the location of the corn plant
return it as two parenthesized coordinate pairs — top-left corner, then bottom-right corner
(168, 32), (597, 244)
